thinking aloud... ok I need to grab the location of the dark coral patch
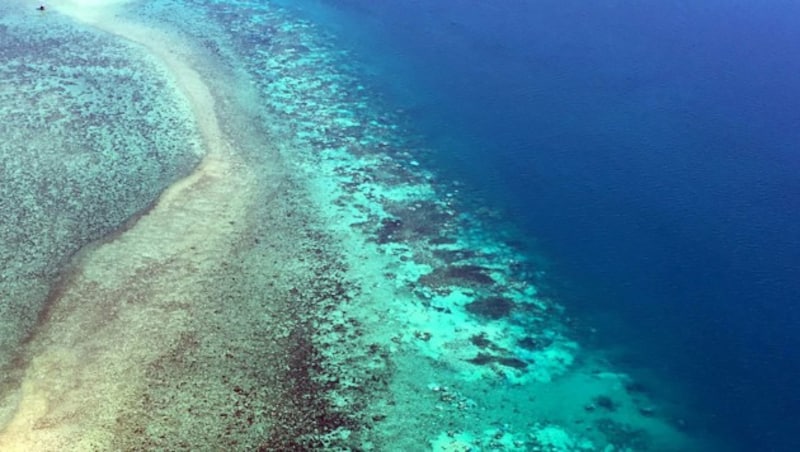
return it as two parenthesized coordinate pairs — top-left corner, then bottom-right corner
(624, 381), (648, 395)
(428, 236), (456, 246)
(467, 353), (496, 366)
(595, 419), (651, 450)
(497, 357), (528, 369)
(432, 248), (479, 264)
(467, 353), (527, 370)
(465, 297), (515, 319)
(376, 217), (403, 244)
(470, 333), (510, 353)
(385, 200), (452, 232)
(470, 333), (492, 348)
(373, 201), (455, 244)
(517, 335), (552, 351)
(593, 395), (619, 412)
(446, 265), (494, 285)
(418, 265), (495, 289)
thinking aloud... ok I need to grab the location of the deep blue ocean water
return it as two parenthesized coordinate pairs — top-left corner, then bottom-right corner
(277, 1), (800, 450)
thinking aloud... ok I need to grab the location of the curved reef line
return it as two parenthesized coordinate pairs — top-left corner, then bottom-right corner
(0, 4), (261, 450)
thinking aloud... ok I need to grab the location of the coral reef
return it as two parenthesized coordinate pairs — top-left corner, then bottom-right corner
(0, 9), (201, 396)
(0, 0), (718, 449)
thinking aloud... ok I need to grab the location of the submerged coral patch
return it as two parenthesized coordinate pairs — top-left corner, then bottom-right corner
(372, 199), (455, 245)
(419, 264), (495, 289)
(465, 296), (515, 319)
(467, 353), (527, 370)
(517, 335), (553, 351)
(469, 333), (494, 349)
(375, 217), (403, 244)
(432, 248), (479, 264)
(595, 418), (652, 450)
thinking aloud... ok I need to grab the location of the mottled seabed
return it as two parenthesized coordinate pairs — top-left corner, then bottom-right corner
(0, 0), (726, 450)
(0, 0), (203, 428)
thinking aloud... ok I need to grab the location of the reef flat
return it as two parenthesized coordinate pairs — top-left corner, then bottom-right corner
(0, 0), (724, 450)
(0, 0), (202, 427)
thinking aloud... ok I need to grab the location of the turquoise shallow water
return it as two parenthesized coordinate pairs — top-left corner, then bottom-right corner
(0, 0), (732, 449)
